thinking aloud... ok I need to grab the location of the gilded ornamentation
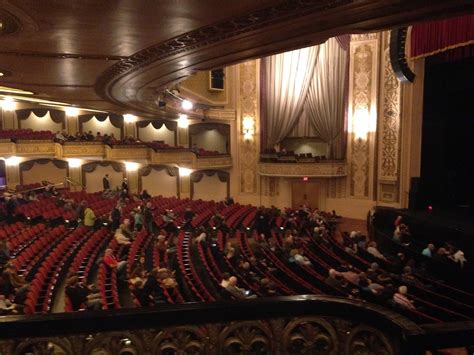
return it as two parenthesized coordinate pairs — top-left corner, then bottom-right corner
(105, 146), (150, 160)
(219, 321), (273, 354)
(283, 317), (339, 354)
(349, 34), (378, 198)
(346, 325), (395, 355)
(0, 317), (401, 355)
(152, 326), (209, 354)
(239, 61), (259, 194)
(15, 142), (56, 156)
(259, 162), (347, 177)
(194, 156), (233, 169)
(62, 143), (105, 157)
(151, 151), (195, 165)
(0, 142), (15, 155)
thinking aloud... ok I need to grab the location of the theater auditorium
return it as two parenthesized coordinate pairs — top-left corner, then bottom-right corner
(0, 1), (472, 354)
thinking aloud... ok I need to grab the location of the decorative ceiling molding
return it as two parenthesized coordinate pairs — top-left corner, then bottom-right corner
(95, 0), (352, 102)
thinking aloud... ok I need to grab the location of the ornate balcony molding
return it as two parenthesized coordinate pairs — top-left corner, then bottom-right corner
(259, 161), (347, 177)
(15, 141), (56, 156)
(150, 151), (195, 166)
(0, 142), (15, 156)
(0, 296), (431, 355)
(60, 142), (106, 158)
(194, 155), (232, 169)
(105, 145), (150, 160)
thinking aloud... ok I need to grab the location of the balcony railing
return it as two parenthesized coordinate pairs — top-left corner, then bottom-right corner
(0, 296), (471, 354)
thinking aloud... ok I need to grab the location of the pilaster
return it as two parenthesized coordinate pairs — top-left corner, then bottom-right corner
(179, 175), (191, 199)
(347, 33), (380, 200)
(5, 163), (20, 189)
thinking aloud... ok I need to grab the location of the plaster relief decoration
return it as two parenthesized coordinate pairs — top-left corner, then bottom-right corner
(377, 31), (401, 202)
(349, 34), (378, 198)
(239, 61), (258, 194)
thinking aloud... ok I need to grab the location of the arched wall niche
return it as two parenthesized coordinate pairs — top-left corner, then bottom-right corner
(82, 161), (125, 193)
(139, 165), (179, 198)
(191, 169), (229, 201)
(20, 159), (68, 186)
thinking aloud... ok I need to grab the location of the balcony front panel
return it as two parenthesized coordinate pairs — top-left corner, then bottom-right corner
(151, 151), (195, 166)
(259, 161), (347, 177)
(15, 141), (57, 156)
(105, 145), (150, 160)
(61, 143), (106, 158)
(194, 155), (233, 169)
(0, 142), (16, 156)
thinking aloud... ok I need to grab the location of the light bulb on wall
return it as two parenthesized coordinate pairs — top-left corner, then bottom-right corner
(125, 161), (139, 172)
(5, 156), (20, 166)
(67, 158), (81, 168)
(178, 167), (192, 176)
(242, 115), (255, 141)
(1, 97), (15, 111)
(124, 114), (137, 123)
(352, 107), (370, 140)
(181, 99), (193, 110)
(65, 106), (79, 117)
(177, 114), (189, 128)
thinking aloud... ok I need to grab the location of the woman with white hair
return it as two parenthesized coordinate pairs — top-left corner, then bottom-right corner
(393, 285), (415, 310)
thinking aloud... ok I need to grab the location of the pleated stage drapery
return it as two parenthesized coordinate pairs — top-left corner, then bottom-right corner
(262, 46), (320, 148)
(304, 38), (348, 159)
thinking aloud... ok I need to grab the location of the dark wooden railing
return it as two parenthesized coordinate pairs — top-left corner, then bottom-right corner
(0, 296), (472, 354)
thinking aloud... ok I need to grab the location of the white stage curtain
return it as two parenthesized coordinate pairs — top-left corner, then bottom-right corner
(263, 46), (320, 147)
(304, 38), (347, 158)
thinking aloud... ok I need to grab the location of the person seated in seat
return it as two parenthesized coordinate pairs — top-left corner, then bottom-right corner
(122, 219), (136, 239)
(2, 263), (29, 304)
(434, 247), (451, 263)
(132, 280), (154, 307)
(450, 250), (467, 268)
(222, 276), (256, 300)
(366, 263), (391, 284)
(0, 294), (18, 315)
(143, 268), (166, 303)
(130, 256), (147, 284)
(103, 249), (127, 281)
(65, 276), (101, 311)
(114, 225), (131, 246)
(194, 228), (207, 244)
(289, 249), (312, 267)
(325, 269), (344, 290)
(421, 243), (435, 258)
(366, 241), (387, 261)
(393, 285), (416, 310)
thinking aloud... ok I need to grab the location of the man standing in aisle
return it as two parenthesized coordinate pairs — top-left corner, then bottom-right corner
(103, 174), (110, 191)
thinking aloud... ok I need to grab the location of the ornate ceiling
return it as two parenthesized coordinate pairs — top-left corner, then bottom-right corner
(0, 0), (471, 118)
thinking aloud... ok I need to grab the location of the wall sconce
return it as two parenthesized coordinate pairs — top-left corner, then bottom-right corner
(4, 156), (20, 166)
(178, 167), (192, 176)
(65, 106), (79, 117)
(125, 162), (139, 172)
(1, 97), (15, 111)
(181, 99), (193, 110)
(124, 114), (137, 123)
(67, 158), (81, 168)
(352, 107), (371, 140)
(242, 115), (255, 141)
(177, 114), (189, 128)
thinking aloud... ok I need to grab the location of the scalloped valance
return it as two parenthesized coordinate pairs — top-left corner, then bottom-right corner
(136, 120), (177, 131)
(139, 165), (178, 177)
(189, 123), (230, 137)
(190, 169), (229, 183)
(79, 114), (124, 129)
(16, 109), (66, 127)
(82, 161), (125, 173)
(20, 159), (68, 171)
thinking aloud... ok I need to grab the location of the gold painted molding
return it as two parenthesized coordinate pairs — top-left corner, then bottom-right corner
(259, 162), (347, 177)
(15, 141), (56, 156)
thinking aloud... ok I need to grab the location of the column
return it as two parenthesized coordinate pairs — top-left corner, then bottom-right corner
(5, 161), (20, 189)
(177, 126), (189, 148)
(126, 169), (139, 195)
(347, 33), (380, 201)
(67, 161), (83, 192)
(179, 174), (191, 199)
(376, 31), (402, 206)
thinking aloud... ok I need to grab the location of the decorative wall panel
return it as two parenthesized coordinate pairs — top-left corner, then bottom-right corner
(377, 31), (402, 203)
(239, 61), (259, 194)
(348, 34), (379, 199)
(259, 162), (347, 178)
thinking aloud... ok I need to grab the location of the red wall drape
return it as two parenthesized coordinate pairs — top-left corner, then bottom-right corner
(410, 14), (474, 59)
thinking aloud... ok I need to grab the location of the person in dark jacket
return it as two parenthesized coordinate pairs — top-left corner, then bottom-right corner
(65, 277), (101, 311)
(102, 174), (110, 191)
(110, 204), (121, 230)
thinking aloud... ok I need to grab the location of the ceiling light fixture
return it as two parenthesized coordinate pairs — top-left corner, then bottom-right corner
(65, 106), (79, 116)
(1, 97), (15, 111)
(181, 99), (193, 110)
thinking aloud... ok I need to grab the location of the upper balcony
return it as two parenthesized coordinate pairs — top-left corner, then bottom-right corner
(0, 140), (233, 170)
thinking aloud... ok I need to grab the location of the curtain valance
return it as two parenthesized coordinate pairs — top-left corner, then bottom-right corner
(190, 169), (229, 183)
(82, 161), (124, 173)
(79, 114), (124, 128)
(20, 159), (68, 171)
(136, 120), (177, 131)
(139, 165), (178, 177)
(16, 109), (65, 125)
